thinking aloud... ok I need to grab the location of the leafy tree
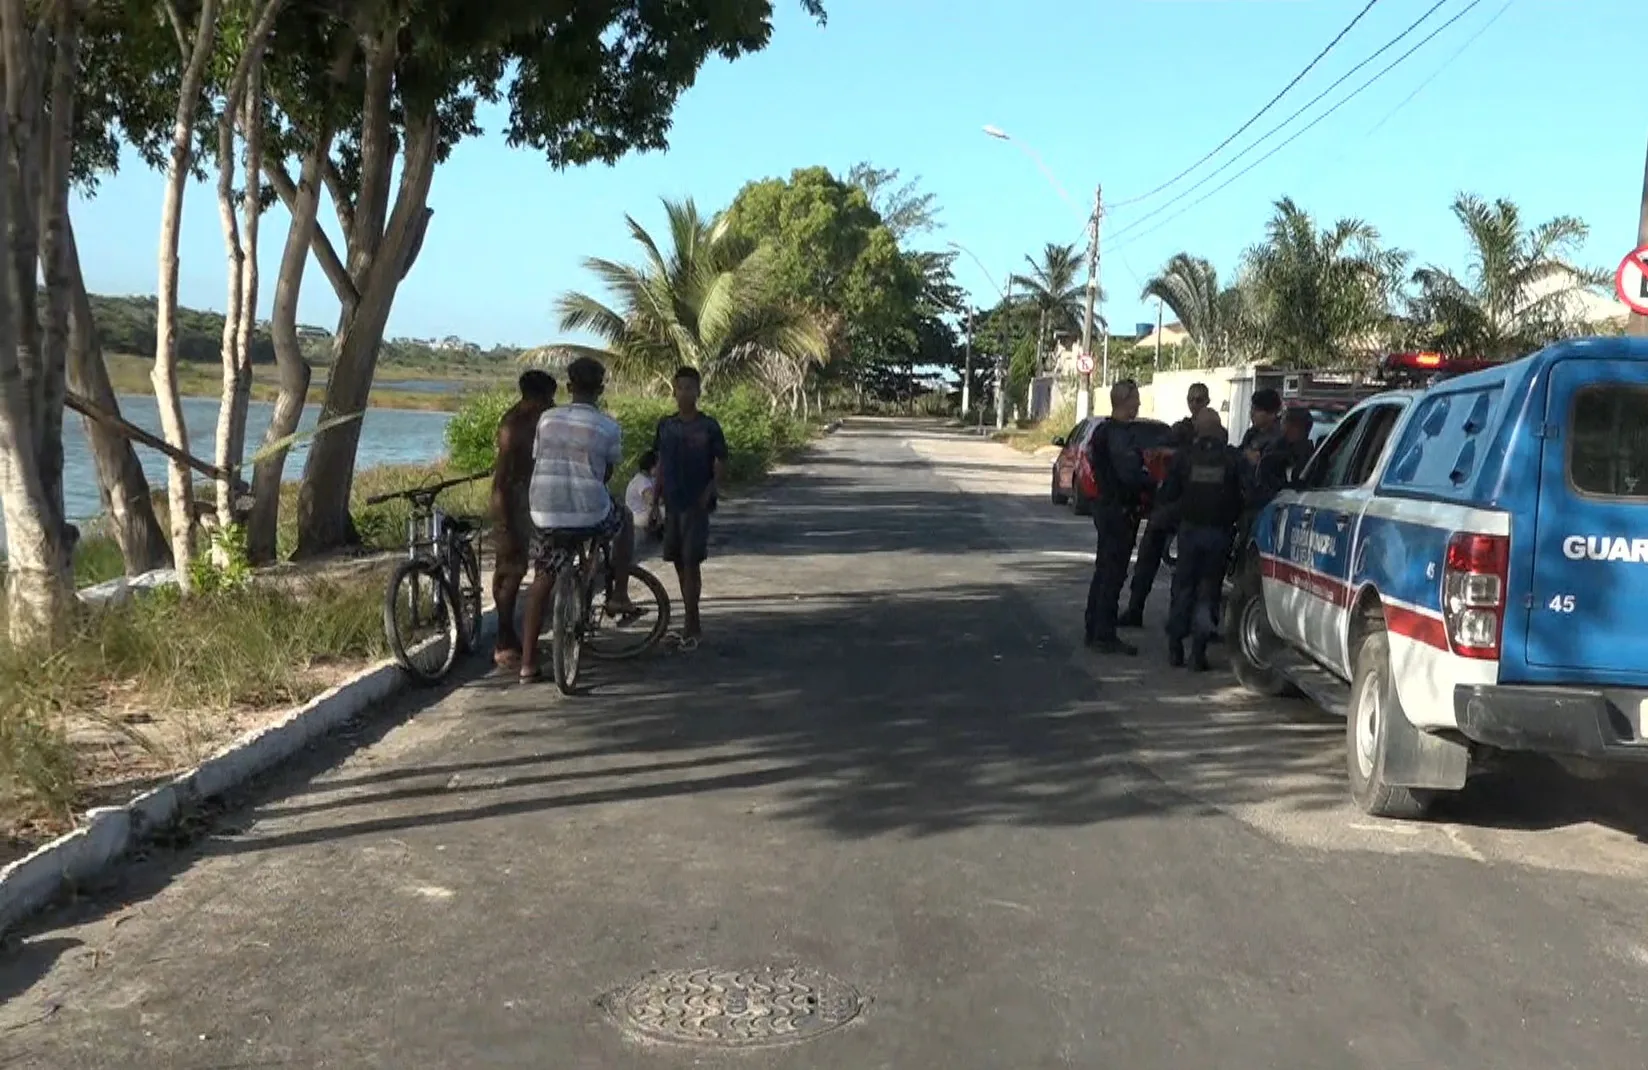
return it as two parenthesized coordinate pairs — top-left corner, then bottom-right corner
(725, 165), (920, 398)
(1009, 243), (1091, 374)
(554, 197), (827, 390)
(1409, 193), (1607, 360)
(1241, 197), (1408, 368)
(248, 0), (832, 556)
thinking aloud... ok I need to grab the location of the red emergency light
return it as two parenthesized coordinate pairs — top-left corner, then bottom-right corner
(1380, 351), (1498, 379)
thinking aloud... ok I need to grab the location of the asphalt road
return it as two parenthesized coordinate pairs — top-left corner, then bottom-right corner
(6, 418), (1648, 1068)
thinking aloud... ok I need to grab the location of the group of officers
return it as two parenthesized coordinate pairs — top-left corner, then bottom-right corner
(1081, 379), (1316, 671)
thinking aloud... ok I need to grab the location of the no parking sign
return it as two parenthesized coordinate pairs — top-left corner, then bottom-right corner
(1614, 245), (1648, 315)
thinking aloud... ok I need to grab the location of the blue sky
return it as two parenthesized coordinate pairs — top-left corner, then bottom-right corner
(70, 0), (1643, 349)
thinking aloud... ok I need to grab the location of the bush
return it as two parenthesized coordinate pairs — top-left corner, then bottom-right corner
(442, 385), (808, 489)
(444, 388), (514, 472)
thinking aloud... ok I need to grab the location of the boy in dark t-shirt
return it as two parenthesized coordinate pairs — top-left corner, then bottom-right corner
(652, 365), (728, 646)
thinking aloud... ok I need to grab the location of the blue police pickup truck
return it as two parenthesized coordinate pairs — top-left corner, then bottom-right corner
(1225, 336), (1648, 819)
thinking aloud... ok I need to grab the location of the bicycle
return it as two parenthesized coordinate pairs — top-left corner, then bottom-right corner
(366, 472), (486, 684)
(540, 531), (671, 695)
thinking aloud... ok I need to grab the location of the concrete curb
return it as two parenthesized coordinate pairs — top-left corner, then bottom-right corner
(0, 610), (495, 938)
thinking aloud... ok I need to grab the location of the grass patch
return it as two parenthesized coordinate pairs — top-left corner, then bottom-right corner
(0, 576), (388, 854)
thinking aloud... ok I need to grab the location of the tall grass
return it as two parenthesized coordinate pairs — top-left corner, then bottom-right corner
(0, 578), (387, 833)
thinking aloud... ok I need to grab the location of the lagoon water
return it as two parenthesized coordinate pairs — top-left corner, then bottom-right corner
(0, 395), (451, 549)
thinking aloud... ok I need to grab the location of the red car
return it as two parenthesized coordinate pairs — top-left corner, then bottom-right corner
(1050, 417), (1178, 516)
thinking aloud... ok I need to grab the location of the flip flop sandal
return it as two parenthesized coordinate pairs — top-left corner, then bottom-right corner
(677, 636), (700, 652)
(518, 665), (544, 683)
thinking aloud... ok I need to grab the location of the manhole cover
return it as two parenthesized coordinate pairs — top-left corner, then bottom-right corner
(608, 966), (863, 1047)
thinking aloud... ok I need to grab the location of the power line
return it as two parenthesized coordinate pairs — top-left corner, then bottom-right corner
(1108, 0), (1384, 210)
(1366, 0), (1513, 137)
(1108, 0), (1451, 245)
(1110, 0), (1488, 257)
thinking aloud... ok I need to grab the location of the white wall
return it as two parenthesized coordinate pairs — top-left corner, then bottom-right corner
(1141, 365), (1266, 436)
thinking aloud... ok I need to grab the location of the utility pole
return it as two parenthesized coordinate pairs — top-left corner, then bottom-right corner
(1631, 131), (1648, 338)
(1154, 298), (1163, 371)
(1077, 185), (1102, 419)
(961, 306), (974, 418)
(996, 278), (1013, 430)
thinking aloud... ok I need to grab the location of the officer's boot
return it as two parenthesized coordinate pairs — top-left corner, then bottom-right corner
(1167, 638), (1185, 668)
(1118, 603), (1145, 629)
(1189, 639), (1211, 673)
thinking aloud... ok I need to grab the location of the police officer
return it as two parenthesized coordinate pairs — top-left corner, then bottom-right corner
(1253, 407), (1316, 501)
(1159, 408), (1244, 671)
(1085, 378), (1153, 656)
(1231, 388), (1285, 559)
(1120, 382), (1210, 629)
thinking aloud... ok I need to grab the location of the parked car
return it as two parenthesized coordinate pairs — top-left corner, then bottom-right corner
(1225, 336), (1648, 819)
(1051, 418), (1177, 515)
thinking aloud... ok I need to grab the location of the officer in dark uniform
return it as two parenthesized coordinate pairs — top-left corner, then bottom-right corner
(1253, 407), (1317, 502)
(1158, 408), (1244, 670)
(1084, 378), (1153, 656)
(1231, 387), (1285, 560)
(1120, 382), (1210, 629)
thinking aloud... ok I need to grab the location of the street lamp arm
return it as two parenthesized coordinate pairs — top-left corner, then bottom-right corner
(983, 125), (1082, 221)
(945, 240), (1007, 301)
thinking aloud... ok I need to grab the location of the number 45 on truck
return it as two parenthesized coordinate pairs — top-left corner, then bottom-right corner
(1225, 336), (1648, 819)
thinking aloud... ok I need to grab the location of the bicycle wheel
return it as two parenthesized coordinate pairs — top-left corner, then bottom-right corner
(585, 564), (672, 660)
(549, 565), (584, 695)
(452, 537), (484, 653)
(384, 558), (459, 684)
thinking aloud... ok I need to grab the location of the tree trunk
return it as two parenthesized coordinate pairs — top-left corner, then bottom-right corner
(212, 0), (282, 541)
(35, 0), (76, 548)
(151, 0), (221, 591)
(63, 217), (170, 573)
(245, 136), (330, 564)
(0, 0), (72, 641)
(213, 100), (247, 538)
(293, 104), (438, 559)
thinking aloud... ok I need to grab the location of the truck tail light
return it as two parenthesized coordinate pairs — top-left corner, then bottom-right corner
(1442, 532), (1508, 660)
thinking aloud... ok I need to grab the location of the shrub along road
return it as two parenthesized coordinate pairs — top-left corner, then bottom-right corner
(4, 420), (1648, 1067)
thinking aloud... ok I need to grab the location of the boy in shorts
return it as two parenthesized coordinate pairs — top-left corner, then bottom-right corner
(651, 366), (727, 646)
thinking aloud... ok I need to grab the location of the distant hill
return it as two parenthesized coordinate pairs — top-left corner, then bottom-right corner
(81, 293), (526, 372)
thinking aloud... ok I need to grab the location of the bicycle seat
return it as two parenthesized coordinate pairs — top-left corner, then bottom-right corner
(446, 515), (481, 534)
(540, 528), (601, 549)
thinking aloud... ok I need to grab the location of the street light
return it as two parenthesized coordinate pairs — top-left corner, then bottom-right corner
(946, 239), (1014, 431)
(981, 125), (1079, 217)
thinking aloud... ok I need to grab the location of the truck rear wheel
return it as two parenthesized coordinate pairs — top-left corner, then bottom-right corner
(1225, 560), (1297, 698)
(1347, 628), (1434, 820)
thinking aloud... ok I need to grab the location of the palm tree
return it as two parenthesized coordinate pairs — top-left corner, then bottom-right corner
(1010, 242), (1092, 374)
(554, 197), (828, 389)
(1139, 253), (1247, 367)
(1409, 194), (1606, 360)
(1242, 197), (1408, 368)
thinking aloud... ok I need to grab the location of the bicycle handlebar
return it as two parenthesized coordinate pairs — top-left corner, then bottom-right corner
(363, 470), (487, 507)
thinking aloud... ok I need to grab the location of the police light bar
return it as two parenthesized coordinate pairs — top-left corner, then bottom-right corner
(1380, 351), (1499, 379)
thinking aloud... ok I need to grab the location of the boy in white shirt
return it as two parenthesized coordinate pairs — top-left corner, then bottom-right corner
(625, 450), (663, 543)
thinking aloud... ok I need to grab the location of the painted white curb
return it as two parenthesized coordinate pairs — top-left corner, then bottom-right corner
(0, 610), (496, 937)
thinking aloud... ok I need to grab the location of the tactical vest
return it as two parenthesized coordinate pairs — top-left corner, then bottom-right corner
(1178, 442), (1243, 529)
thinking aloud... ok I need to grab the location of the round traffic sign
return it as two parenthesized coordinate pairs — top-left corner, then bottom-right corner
(1076, 352), (1095, 375)
(1614, 245), (1648, 315)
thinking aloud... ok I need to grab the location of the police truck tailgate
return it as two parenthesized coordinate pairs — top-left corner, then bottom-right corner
(1525, 355), (1648, 680)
